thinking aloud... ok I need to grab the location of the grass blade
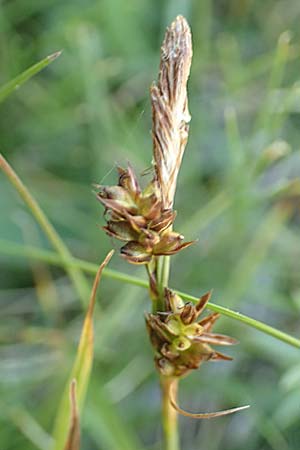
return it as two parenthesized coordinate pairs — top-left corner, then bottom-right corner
(255, 31), (291, 134)
(0, 51), (62, 103)
(0, 239), (299, 349)
(85, 378), (144, 450)
(8, 406), (54, 450)
(0, 153), (89, 304)
(0, 239), (148, 288)
(52, 251), (114, 450)
(222, 205), (292, 307)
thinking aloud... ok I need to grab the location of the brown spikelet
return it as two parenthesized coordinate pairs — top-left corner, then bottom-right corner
(151, 15), (192, 209)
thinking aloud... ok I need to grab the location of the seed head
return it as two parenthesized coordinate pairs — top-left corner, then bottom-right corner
(96, 165), (194, 264)
(146, 289), (237, 378)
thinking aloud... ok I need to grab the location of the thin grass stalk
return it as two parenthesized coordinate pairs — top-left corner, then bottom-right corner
(0, 153), (90, 304)
(255, 30), (291, 134)
(1, 239), (300, 349)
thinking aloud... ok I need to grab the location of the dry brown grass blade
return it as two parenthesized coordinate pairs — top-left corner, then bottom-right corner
(151, 15), (192, 209)
(169, 380), (250, 419)
(64, 380), (80, 450)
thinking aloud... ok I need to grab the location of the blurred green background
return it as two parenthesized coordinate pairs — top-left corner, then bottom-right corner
(1, 0), (300, 449)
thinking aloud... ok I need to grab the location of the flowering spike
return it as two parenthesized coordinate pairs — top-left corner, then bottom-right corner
(96, 163), (194, 263)
(151, 15), (193, 209)
(146, 289), (238, 378)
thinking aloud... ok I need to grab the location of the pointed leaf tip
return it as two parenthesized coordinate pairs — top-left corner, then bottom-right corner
(48, 50), (63, 61)
(0, 50), (64, 103)
(88, 250), (114, 316)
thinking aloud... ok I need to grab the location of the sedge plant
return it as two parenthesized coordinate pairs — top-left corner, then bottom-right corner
(1, 13), (300, 450)
(96, 16), (249, 450)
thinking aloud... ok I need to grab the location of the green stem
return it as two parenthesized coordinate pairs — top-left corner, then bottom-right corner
(0, 153), (89, 304)
(160, 376), (179, 450)
(1, 240), (300, 349)
(155, 254), (179, 450)
(156, 255), (170, 311)
(161, 256), (170, 297)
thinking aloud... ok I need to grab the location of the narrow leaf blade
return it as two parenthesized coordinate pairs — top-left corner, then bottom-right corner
(52, 251), (114, 450)
(0, 51), (62, 103)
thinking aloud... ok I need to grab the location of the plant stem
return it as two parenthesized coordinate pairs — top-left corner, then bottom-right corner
(0, 153), (89, 304)
(160, 376), (179, 450)
(161, 256), (170, 297)
(155, 254), (179, 450)
(156, 255), (170, 311)
(1, 240), (300, 349)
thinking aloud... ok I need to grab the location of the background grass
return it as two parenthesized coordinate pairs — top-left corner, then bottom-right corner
(1, 0), (300, 449)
